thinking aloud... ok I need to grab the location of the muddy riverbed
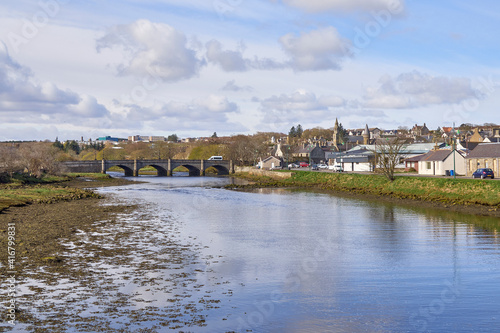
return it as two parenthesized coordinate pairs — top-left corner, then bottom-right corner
(0, 178), (235, 332)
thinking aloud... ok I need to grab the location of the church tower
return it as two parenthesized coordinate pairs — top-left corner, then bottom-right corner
(362, 124), (370, 145)
(333, 118), (340, 149)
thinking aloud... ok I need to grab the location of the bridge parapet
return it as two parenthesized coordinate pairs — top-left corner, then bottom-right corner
(60, 159), (234, 177)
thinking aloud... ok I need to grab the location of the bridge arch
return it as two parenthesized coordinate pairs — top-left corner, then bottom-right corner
(106, 164), (134, 177)
(140, 164), (169, 177)
(204, 164), (229, 176)
(174, 164), (201, 176)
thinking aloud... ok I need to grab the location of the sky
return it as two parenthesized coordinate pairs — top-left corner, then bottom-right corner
(0, 0), (499, 141)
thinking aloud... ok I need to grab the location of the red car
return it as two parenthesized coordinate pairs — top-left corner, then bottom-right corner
(299, 162), (309, 167)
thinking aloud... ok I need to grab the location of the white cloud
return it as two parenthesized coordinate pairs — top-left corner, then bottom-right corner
(280, 0), (405, 14)
(221, 80), (253, 92)
(96, 20), (203, 82)
(280, 27), (351, 71)
(205, 40), (283, 72)
(363, 71), (482, 109)
(115, 95), (246, 132)
(261, 89), (345, 111)
(0, 44), (110, 124)
(205, 40), (247, 72)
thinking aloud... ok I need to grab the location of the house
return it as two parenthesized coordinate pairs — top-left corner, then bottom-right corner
(418, 149), (466, 176)
(465, 143), (500, 176)
(469, 128), (484, 143)
(329, 148), (375, 172)
(457, 141), (480, 153)
(272, 143), (290, 158)
(411, 123), (430, 136)
(404, 154), (424, 172)
(295, 142), (326, 164)
(260, 156), (283, 170)
(483, 127), (500, 143)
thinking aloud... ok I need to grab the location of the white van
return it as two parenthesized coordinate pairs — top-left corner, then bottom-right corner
(208, 156), (223, 160)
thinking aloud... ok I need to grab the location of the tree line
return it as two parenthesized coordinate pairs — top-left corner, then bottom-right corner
(0, 142), (62, 181)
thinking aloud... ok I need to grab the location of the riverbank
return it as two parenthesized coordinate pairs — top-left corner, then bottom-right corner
(0, 173), (138, 213)
(0, 174), (139, 268)
(229, 170), (500, 217)
(0, 175), (235, 331)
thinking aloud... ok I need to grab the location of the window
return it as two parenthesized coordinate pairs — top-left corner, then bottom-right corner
(426, 162), (431, 170)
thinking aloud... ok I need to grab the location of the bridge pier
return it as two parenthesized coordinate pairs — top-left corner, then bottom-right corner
(200, 160), (205, 176)
(101, 160), (106, 174)
(167, 159), (172, 176)
(133, 160), (139, 177)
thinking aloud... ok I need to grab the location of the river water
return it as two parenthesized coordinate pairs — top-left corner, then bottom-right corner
(7, 174), (500, 332)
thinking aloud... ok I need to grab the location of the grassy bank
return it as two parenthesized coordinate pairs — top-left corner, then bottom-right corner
(231, 171), (500, 208)
(0, 173), (116, 213)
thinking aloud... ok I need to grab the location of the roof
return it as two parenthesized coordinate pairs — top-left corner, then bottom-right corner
(459, 141), (480, 151)
(348, 143), (441, 154)
(467, 143), (500, 158)
(419, 150), (452, 162)
(297, 144), (323, 154)
(404, 154), (425, 162)
(262, 156), (282, 163)
(335, 155), (372, 163)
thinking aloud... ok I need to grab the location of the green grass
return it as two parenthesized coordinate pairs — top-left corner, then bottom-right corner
(0, 172), (106, 213)
(233, 171), (500, 207)
(66, 172), (112, 179)
(0, 185), (100, 213)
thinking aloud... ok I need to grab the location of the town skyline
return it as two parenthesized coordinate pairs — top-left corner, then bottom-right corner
(1, 0), (499, 141)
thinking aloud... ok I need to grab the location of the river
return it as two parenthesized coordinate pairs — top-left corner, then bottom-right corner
(8, 174), (500, 332)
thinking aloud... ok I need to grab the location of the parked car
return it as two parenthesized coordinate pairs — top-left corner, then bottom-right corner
(299, 162), (309, 168)
(311, 164), (319, 170)
(472, 168), (494, 179)
(317, 163), (328, 169)
(288, 163), (299, 168)
(334, 165), (343, 172)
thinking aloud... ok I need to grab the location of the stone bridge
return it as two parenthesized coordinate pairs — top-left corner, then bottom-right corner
(60, 159), (234, 177)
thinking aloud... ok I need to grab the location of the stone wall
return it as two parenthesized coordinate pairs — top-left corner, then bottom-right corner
(235, 167), (294, 179)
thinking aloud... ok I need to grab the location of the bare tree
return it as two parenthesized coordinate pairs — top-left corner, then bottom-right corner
(227, 135), (268, 166)
(151, 142), (178, 160)
(0, 143), (22, 176)
(371, 137), (408, 181)
(18, 143), (62, 177)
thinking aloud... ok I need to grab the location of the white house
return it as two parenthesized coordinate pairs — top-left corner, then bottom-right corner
(328, 148), (375, 172)
(346, 143), (444, 170)
(418, 149), (466, 176)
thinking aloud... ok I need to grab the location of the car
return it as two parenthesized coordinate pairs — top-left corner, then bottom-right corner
(299, 162), (309, 168)
(311, 164), (319, 170)
(472, 168), (494, 179)
(317, 163), (328, 169)
(288, 163), (299, 168)
(334, 165), (343, 172)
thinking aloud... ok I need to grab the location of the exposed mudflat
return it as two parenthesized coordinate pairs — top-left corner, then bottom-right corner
(0, 178), (235, 332)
